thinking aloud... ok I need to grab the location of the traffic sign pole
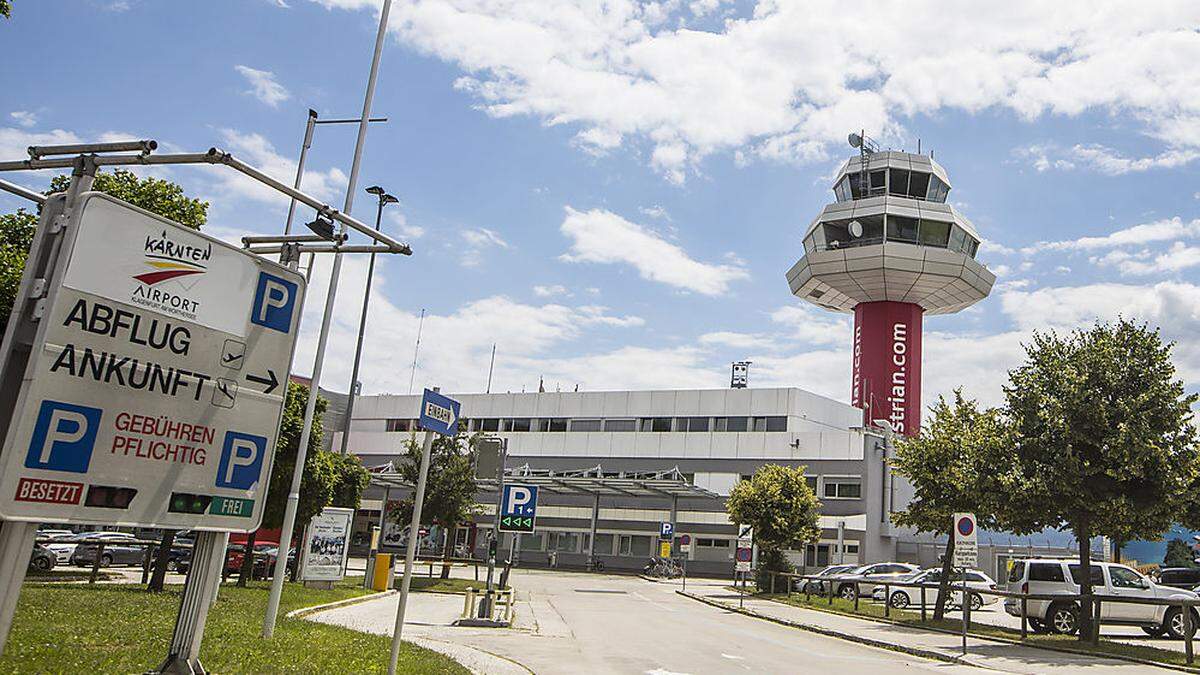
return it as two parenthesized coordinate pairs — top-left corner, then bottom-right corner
(390, 428), (435, 675)
(0, 522), (37, 656)
(481, 439), (507, 619)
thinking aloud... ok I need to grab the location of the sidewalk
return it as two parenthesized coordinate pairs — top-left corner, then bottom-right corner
(681, 583), (1179, 674)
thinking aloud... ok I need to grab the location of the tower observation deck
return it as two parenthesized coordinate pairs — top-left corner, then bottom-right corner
(785, 137), (995, 436)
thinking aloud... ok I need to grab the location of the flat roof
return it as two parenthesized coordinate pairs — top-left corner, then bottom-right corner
(369, 473), (719, 499)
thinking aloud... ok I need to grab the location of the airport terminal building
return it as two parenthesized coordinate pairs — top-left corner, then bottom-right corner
(337, 386), (911, 576)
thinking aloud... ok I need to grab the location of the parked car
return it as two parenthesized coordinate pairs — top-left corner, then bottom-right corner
(28, 543), (56, 572)
(43, 532), (84, 564)
(71, 532), (145, 567)
(832, 562), (921, 600)
(1158, 567), (1200, 590)
(252, 546), (298, 579)
(796, 564), (859, 594)
(870, 568), (998, 610)
(1005, 558), (1199, 639)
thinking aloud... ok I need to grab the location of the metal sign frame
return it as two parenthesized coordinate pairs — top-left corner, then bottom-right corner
(0, 193), (303, 532)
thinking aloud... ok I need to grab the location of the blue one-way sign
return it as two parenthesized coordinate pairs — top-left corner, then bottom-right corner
(499, 484), (538, 534)
(418, 389), (460, 435)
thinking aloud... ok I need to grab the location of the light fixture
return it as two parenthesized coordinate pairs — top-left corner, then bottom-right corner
(366, 185), (399, 205)
(305, 215), (336, 241)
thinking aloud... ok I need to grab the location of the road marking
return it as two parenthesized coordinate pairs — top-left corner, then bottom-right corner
(631, 591), (677, 612)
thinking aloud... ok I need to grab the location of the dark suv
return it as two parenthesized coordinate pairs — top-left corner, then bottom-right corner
(1158, 567), (1200, 590)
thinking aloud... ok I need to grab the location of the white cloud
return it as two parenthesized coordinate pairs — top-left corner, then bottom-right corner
(768, 304), (851, 346)
(639, 204), (670, 220)
(1101, 242), (1200, 276)
(234, 65), (291, 108)
(9, 111), (36, 128)
(1017, 142), (1200, 175)
(209, 128), (347, 206)
(459, 227), (509, 267)
(1024, 217), (1200, 254)
(533, 284), (568, 297)
(559, 206), (748, 295)
(698, 331), (776, 350)
(295, 1), (1200, 181)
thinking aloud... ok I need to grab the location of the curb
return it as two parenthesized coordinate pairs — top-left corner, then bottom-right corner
(752, 593), (1200, 675)
(285, 589), (397, 619)
(678, 590), (976, 667)
(682, 590), (1199, 675)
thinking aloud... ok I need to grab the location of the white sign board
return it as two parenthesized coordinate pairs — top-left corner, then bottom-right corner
(301, 507), (354, 581)
(952, 512), (978, 568)
(0, 194), (304, 532)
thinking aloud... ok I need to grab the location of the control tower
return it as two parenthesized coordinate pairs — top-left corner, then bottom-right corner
(785, 134), (995, 436)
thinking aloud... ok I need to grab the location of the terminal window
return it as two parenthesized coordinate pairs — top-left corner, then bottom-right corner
(823, 478), (862, 499)
(639, 417), (672, 432)
(385, 418), (414, 432)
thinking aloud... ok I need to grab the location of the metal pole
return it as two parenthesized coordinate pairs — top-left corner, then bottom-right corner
(0, 177), (45, 204)
(338, 195), (387, 455)
(587, 493), (600, 570)
(283, 109), (318, 237)
(262, 0), (393, 638)
(158, 531), (228, 674)
(408, 309), (425, 394)
(961, 568), (968, 655)
(485, 344), (496, 393)
(390, 429), (435, 675)
(480, 439), (506, 618)
(0, 522), (37, 657)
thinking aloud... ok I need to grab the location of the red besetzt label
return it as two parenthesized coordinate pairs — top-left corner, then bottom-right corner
(15, 477), (84, 505)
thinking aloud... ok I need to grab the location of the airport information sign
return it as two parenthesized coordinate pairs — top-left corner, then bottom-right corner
(0, 194), (304, 532)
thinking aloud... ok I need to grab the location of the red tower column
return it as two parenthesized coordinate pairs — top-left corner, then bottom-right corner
(850, 301), (923, 437)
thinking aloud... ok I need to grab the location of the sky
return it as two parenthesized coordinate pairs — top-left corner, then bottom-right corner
(3, 0), (1200, 417)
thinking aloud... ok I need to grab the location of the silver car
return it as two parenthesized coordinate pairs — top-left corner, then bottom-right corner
(832, 562), (921, 600)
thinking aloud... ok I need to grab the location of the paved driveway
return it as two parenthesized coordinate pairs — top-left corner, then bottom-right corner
(314, 568), (982, 674)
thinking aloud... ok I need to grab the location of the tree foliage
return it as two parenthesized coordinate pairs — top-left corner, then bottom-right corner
(261, 382), (333, 533)
(391, 431), (481, 577)
(0, 1), (11, 19)
(726, 464), (820, 552)
(890, 390), (1012, 619)
(0, 210), (36, 335)
(49, 169), (208, 229)
(329, 452), (372, 509)
(1001, 320), (1199, 640)
(1164, 538), (1197, 568)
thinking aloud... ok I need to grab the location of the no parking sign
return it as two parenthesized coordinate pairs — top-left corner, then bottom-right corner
(952, 512), (978, 568)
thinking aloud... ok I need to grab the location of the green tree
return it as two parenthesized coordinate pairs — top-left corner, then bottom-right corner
(48, 169), (208, 228)
(329, 452), (372, 509)
(1164, 538), (1197, 568)
(248, 382), (336, 586)
(726, 464), (820, 591)
(1001, 320), (1199, 641)
(0, 210), (36, 335)
(890, 390), (1012, 620)
(391, 431), (481, 578)
(0, 1), (11, 19)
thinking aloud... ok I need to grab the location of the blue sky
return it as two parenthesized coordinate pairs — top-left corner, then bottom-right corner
(3, 1), (1200, 413)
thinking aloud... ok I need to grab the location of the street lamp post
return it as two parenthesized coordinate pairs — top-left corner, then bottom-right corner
(261, 0), (394, 639)
(338, 186), (398, 455)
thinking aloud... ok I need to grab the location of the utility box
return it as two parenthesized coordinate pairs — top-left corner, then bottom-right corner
(371, 553), (393, 591)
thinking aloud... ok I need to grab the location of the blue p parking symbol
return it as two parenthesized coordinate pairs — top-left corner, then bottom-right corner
(216, 431), (267, 490)
(251, 271), (297, 333)
(25, 400), (102, 474)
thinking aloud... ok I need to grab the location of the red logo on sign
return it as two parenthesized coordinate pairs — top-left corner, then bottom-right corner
(15, 477), (84, 505)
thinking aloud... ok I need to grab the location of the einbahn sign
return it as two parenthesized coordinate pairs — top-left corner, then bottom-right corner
(0, 193), (304, 532)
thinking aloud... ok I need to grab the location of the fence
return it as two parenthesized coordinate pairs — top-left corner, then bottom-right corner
(767, 571), (1200, 665)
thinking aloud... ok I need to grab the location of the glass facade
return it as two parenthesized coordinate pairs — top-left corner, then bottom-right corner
(806, 214), (979, 257)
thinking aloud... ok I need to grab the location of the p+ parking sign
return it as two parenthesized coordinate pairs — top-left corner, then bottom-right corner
(499, 484), (538, 534)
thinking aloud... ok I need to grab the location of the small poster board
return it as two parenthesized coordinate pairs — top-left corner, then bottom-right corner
(300, 506), (354, 581)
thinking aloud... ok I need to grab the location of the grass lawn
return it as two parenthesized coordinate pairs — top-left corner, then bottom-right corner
(24, 569), (118, 582)
(406, 576), (508, 594)
(758, 590), (1200, 671)
(0, 578), (469, 674)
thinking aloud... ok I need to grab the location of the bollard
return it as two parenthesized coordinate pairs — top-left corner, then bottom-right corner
(770, 573), (776, 595)
(854, 582), (860, 612)
(1186, 604), (1194, 665)
(1092, 599), (1101, 645)
(920, 585), (926, 622)
(804, 577), (810, 602)
(829, 581), (834, 605)
(884, 584), (890, 617)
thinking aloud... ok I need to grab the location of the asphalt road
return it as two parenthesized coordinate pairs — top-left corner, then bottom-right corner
(317, 568), (980, 674)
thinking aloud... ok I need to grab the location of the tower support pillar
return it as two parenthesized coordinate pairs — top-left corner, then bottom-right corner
(851, 301), (923, 436)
